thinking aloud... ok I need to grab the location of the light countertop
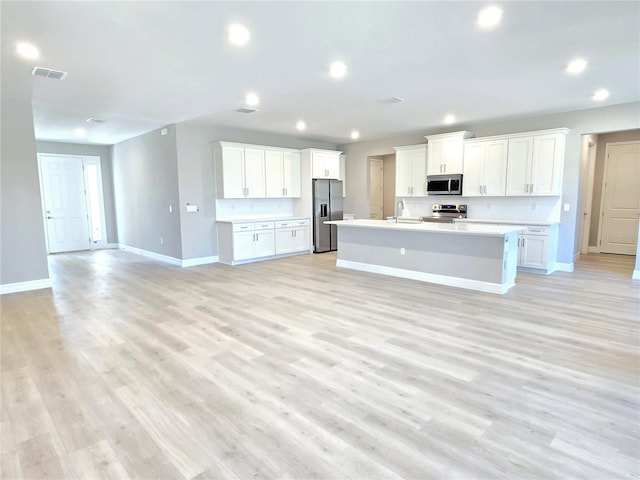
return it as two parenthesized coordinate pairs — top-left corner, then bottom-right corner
(217, 216), (309, 223)
(327, 219), (523, 236)
(454, 218), (559, 226)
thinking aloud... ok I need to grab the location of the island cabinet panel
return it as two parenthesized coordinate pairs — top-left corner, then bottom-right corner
(394, 145), (427, 197)
(505, 130), (567, 196)
(462, 138), (508, 197)
(426, 131), (473, 175)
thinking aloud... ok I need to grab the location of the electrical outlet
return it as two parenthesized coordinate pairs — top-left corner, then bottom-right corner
(160, 237), (164, 245)
(400, 247), (405, 255)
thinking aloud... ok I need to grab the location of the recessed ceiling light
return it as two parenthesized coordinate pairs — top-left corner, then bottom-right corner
(566, 58), (588, 75)
(74, 128), (86, 138)
(477, 5), (503, 29)
(592, 89), (610, 101)
(16, 42), (39, 60)
(245, 92), (259, 106)
(351, 130), (360, 140)
(227, 24), (250, 46)
(329, 61), (347, 79)
(444, 114), (456, 125)
(296, 120), (306, 131)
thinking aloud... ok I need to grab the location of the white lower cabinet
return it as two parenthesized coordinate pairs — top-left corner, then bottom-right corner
(275, 219), (310, 254)
(518, 229), (549, 269)
(232, 222), (275, 261)
(218, 218), (310, 265)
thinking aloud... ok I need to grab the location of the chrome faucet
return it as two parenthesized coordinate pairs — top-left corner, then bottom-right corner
(396, 199), (405, 223)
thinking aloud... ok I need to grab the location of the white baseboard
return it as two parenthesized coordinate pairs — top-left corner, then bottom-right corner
(0, 278), (52, 295)
(106, 243), (119, 249)
(118, 244), (219, 268)
(118, 244), (182, 266)
(633, 269), (640, 280)
(554, 262), (575, 272)
(336, 259), (513, 295)
(181, 256), (218, 267)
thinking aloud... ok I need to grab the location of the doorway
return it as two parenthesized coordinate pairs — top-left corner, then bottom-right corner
(369, 159), (383, 219)
(37, 154), (107, 253)
(597, 141), (640, 255)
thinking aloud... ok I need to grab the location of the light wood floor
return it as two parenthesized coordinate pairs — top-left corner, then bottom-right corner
(1, 250), (639, 479)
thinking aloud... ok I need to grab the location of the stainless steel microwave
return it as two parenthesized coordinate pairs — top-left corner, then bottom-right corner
(426, 174), (463, 195)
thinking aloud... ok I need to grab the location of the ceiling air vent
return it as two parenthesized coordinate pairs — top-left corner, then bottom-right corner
(377, 96), (405, 104)
(86, 118), (107, 124)
(236, 107), (258, 114)
(32, 67), (68, 80)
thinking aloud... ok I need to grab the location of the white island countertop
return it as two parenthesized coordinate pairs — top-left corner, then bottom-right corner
(327, 219), (523, 237)
(217, 216), (308, 224)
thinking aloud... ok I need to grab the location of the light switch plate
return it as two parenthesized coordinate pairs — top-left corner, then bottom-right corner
(563, 203), (570, 212)
(186, 204), (198, 213)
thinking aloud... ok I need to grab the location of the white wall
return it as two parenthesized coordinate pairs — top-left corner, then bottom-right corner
(339, 102), (640, 265)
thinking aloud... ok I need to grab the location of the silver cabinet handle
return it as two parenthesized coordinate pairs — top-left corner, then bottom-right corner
(443, 164), (446, 173)
(47, 216), (54, 219)
(530, 183), (533, 193)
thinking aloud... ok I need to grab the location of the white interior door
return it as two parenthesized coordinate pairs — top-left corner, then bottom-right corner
(39, 154), (91, 253)
(599, 142), (640, 255)
(369, 159), (384, 219)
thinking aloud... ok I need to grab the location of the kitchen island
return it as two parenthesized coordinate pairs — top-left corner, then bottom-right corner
(327, 219), (523, 294)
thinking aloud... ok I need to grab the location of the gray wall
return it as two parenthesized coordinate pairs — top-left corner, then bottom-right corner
(112, 126), (183, 259)
(1, 24), (50, 286)
(339, 102), (640, 265)
(36, 141), (118, 244)
(588, 129), (640, 246)
(174, 121), (337, 260)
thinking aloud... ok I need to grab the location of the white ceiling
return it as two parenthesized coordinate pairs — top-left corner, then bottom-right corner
(3, 1), (639, 146)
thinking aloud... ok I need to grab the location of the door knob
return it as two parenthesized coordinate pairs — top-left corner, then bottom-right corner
(47, 216), (54, 219)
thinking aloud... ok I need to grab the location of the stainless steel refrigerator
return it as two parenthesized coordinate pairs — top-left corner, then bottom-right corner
(313, 179), (343, 253)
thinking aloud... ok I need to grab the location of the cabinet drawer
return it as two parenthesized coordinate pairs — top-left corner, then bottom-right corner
(254, 221), (275, 231)
(292, 219), (309, 226)
(275, 220), (292, 228)
(523, 226), (549, 235)
(233, 223), (254, 232)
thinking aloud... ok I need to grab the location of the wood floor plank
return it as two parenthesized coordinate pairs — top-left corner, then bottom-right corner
(1, 250), (638, 479)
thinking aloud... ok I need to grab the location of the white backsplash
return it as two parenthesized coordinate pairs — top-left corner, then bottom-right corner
(399, 195), (561, 222)
(216, 198), (295, 220)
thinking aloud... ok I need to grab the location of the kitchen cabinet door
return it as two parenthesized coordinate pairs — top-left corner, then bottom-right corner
(283, 151), (301, 197)
(233, 231), (256, 261)
(427, 135), (466, 175)
(312, 152), (340, 179)
(221, 146), (246, 198)
(395, 150), (413, 196)
(519, 233), (548, 269)
(291, 225), (309, 252)
(530, 133), (564, 196)
(483, 139), (508, 196)
(395, 146), (426, 196)
(506, 136), (534, 196)
(254, 229), (275, 258)
(462, 143), (485, 196)
(275, 228), (294, 254)
(265, 150), (285, 198)
(243, 148), (266, 198)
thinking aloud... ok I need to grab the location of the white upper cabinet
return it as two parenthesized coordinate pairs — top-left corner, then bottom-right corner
(506, 129), (567, 196)
(310, 150), (341, 179)
(215, 143), (266, 198)
(462, 138), (508, 196)
(243, 148), (266, 198)
(426, 131), (473, 175)
(265, 149), (301, 198)
(216, 142), (302, 199)
(394, 145), (427, 196)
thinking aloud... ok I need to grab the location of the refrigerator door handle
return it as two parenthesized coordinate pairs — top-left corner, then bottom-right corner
(320, 204), (328, 217)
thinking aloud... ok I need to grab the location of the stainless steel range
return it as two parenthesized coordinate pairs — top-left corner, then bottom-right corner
(421, 204), (467, 223)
